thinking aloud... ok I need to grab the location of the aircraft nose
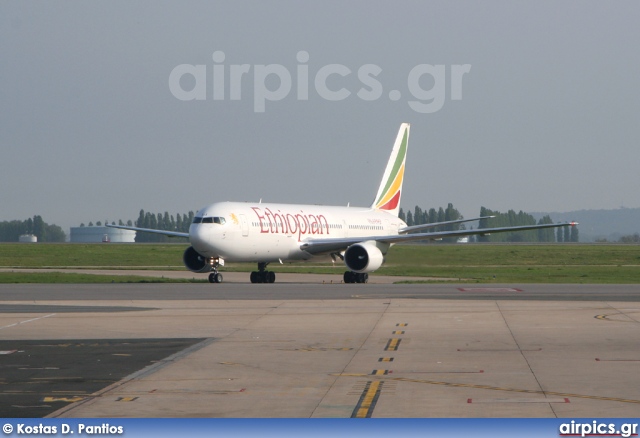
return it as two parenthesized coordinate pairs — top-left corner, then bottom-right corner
(189, 224), (211, 254)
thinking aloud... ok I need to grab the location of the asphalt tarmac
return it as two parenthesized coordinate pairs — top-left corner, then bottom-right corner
(0, 338), (203, 418)
(1, 279), (639, 418)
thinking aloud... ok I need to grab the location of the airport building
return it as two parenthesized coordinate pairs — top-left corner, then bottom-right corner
(69, 226), (135, 243)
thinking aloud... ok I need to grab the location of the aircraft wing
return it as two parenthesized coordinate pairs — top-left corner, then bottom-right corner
(105, 223), (189, 238)
(300, 221), (578, 255)
(398, 215), (495, 234)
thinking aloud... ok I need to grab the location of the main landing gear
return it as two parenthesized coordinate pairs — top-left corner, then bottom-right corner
(343, 271), (368, 284)
(207, 259), (223, 283)
(250, 262), (276, 284)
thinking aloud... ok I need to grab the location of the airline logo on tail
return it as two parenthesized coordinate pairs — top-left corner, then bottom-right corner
(372, 123), (410, 216)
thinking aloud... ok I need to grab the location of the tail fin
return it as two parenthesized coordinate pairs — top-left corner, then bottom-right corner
(371, 123), (410, 216)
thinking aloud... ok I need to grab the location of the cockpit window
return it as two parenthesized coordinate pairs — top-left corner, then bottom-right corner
(195, 217), (226, 224)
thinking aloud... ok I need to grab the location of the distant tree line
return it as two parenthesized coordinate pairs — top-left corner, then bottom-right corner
(399, 203), (462, 229)
(79, 220), (133, 227)
(133, 210), (193, 242)
(595, 233), (640, 243)
(398, 205), (578, 243)
(398, 203), (465, 243)
(618, 233), (640, 243)
(478, 207), (579, 242)
(0, 216), (66, 242)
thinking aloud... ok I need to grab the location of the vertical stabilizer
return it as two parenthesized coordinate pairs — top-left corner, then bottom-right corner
(371, 123), (410, 216)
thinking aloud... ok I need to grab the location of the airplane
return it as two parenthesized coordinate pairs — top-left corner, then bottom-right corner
(107, 123), (577, 284)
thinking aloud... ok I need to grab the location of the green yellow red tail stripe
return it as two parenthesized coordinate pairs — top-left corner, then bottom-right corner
(372, 123), (410, 216)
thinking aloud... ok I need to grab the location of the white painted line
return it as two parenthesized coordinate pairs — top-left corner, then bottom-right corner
(457, 287), (523, 292)
(0, 313), (56, 330)
(468, 397), (570, 403)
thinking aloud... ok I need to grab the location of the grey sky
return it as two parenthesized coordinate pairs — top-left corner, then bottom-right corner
(2, 1), (639, 232)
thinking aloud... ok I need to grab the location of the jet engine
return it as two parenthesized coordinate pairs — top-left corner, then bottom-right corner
(344, 241), (386, 273)
(183, 246), (212, 273)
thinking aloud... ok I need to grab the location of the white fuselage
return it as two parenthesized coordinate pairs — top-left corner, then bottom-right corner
(189, 201), (407, 263)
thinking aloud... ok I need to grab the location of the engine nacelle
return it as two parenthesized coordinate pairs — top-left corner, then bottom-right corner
(344, 241), (386, 273)
(183, 246), (212, 273)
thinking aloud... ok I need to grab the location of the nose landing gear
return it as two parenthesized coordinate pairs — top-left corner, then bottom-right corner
(207, 258), (223, 283)
(208, 272), (223, 283)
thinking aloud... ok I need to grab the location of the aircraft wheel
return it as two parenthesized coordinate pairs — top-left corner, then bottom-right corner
(209, 273), (224, 283)
(250, 271), (259, 283)
(343, 271), (355, 284)
(267, 271), (276, 283)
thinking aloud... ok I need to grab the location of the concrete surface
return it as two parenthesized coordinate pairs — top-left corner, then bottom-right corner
(0, 282), (638, 418)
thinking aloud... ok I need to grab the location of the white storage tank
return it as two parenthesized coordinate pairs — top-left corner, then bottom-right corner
(18, 234), (38, 243)
(70, 226), (135, 243)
